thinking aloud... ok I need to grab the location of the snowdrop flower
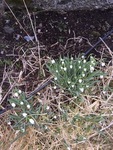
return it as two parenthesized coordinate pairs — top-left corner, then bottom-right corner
(53, 86), (57, 89)
(64, 67), (67, 71)
(82, 73), (85, 77)
(102, 91), (106, 94)
(18, 90), (22, 94)
(84, 68), (87, 72)
(70, 65), (73, 69)
(21, 127), (25, 132)
(78, 60), (81, 63)
(56, 70), (58, 73)
(22, 113), (27, 118)
(71, 84), (74, 88)
(100, 75), (104, 78)
(79, 88), (84, 92)
(71, 57), (73, 60)
(79, 79), (82, 83)
(68, 81), (71, 84)
(90, 66), (94, 72)
(46, 106), (50, 110)
(13, 92), (19, 97)
(53, 115), (57, 119)
(83, 59), (86, 63)
(29, 118), (35, 124)
(62, 61), (65, 65)
(54, 77), (57, 80)
(67, 147), (71, 150)
(51, 59), (55, 64)
(27, 104), (30, 109)
(79, 66), (81, 69)
(45, 126), (48, 129)
(101, 62), (105, 67)
(20, 101), (24, 105)
(11, 103), (16, 107)
(7, 121), (11, 125)
(86, 85), (89, 88)
(61, 66), (63, 70)
(81, 55), (85, 59)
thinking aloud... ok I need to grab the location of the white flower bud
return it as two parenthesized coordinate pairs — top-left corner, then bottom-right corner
(27, 104), (30, 109)
(70, 65), (73, 69)
(79, 66), (81, 69)
(56, 70), (58, 73)
(46, 106), (50, 110)
(13, 92), (19, 97)
(51, 59), (55, 64)
(11, 103), (16, 107)
(71, 85), (74, 88)
(79, 88), (84, 92)
(100, 75), (104, 79)
(22, 113), (27, 118)
(101, 62), (105, 67)
(79, 79), (82, 83)
(18, 90), (22, 94)
(84, 68), (87, 72)
(53, 115), (57, 119)
(53, 86), (57, 89)
(20, 101), (24, 105)
(83, 59), (86, 63)
(64, 67), (67, 71)
(29, 118), (35, 124)
(54, 77), (57, 80)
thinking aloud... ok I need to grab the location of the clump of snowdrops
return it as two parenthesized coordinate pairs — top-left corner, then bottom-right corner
(47, 55), (105, 98)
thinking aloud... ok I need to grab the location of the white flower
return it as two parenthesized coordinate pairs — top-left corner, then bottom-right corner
(53, 115), (57, 119)
(62, 61), (65, 65)
(64, 67), (67, 71)
(56, 70), (58, 73)
(37, 92), (40, 95)
(90, 66), (94, 72)
(78, 60), (81, 63)
(13, 92), (19, 97)
(22, 113), (27, 118)
(79, 79), (82, 83)
(54, 77), (57, 80)
(18, 90), (22, 94)
(71, 57), (73, 60)
(100, 75), (103, 78)
(46, 106), (50, 110)
(82, 73), (85, 77)
(79, 88), (84, 92)
(101, 62), (105, 67)
(53, 86), (57, 89)
(84, 68), (87, 72)
(61, 66), (63, 70)
(11, 103), (16, 107)
(67, 147), (71, 150)
(70, 65), (73, 69)
(86, 85), (89, 88)
(60, 58), (64, 61)
(103, 91), (106, 94)
(68, 81), (71, 84)
(21, 127), (25, 132)
(51, 59), (55, 64)
(20, 101), (24, 105)
(29, 118), (35, 124)
(8, 121), (11, 125)
(45, 126), (48, 129)
(79, 66), (81, 69)
(27, 104), (30, 109)
(83, 59), (86, 63)
(81, 55), (85, 59)
(71, 84), (74, 88)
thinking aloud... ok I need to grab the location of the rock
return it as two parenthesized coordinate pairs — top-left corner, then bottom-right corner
(1, 0), (113, 16)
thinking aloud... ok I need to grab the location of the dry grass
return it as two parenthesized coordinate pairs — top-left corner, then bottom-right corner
(1, 62), (113, 150)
